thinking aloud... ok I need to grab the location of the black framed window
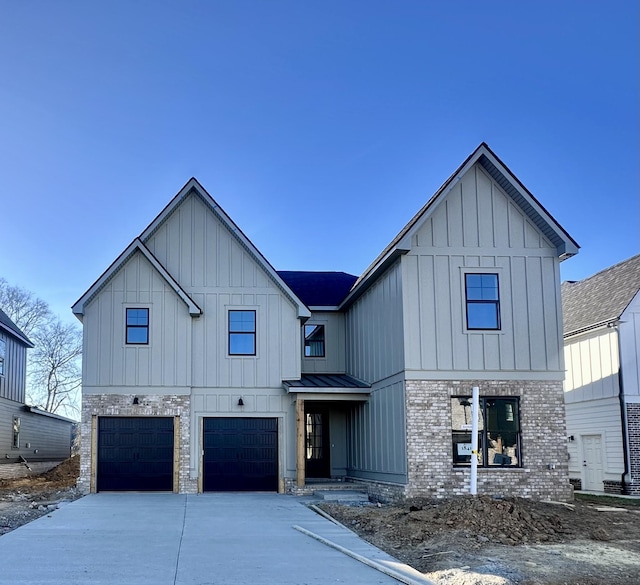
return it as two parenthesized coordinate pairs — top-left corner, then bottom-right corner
(304, 324), (325, 357)
(12, 416), (20, 449)
(451, 397), (521, 467)
(126, 308), (149, 344)
(465, 273), (500, 330)
(229, 310), (256, 355)
(0, 338), (5, 376)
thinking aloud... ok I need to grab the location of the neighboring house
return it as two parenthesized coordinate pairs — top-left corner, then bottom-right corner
(0, 308), (74, 479)
(73, 143), (578, 501)
(562, 254), (640, 495)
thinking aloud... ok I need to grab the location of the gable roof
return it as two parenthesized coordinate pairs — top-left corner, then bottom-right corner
(562, 254), (640, 337)
(0, 307), (34, 347)
(72, 239), (202, 319)
(277, 271), (358, 308)
(340, 142), (580, 309)
(72, 178), (311, 320)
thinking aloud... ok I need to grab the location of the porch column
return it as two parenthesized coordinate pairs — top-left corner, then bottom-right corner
(296, 397), (305, 487)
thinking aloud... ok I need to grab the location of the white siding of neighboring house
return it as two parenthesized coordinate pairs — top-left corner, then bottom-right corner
(403, 163), (564, 380)
(302, 311), (347, 374)
(620, 290), (640, 401)
(82, 251), (193, 393)
(564, 328), (624, 485)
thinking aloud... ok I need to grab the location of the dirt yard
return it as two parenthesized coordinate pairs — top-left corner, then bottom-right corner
(3, 464), (640, 584)
(319, 494), (640, 585)
(0, 456), (81, 535)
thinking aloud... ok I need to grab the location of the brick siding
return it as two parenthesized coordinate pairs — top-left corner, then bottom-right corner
(78, 394), (196, 494)
(626, 403), (640, 495)
(405, 380), (573, 501)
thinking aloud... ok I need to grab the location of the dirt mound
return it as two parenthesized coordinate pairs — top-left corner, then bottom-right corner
(0, 456), (79, 494)
(405, 496), (571, 545)
(322, 495), (574, 547)
(41, 455), (80, 486)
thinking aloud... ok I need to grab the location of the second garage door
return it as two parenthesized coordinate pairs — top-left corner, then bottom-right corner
(203, 417), (278, 491)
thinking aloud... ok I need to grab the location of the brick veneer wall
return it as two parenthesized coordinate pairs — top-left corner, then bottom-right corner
(405, 380), (573, 502)
(627, 403), (640, 496)
(78, 394), (196, 494)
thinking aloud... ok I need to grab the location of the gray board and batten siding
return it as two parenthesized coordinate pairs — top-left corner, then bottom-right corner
(0, 329), (29, 403)
(0, 398), (73, 464)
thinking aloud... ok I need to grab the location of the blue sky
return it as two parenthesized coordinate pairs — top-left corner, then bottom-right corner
(1, 1), (638, 324)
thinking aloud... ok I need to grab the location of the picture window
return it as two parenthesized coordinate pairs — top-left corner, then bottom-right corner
(451, 397), (521, 467)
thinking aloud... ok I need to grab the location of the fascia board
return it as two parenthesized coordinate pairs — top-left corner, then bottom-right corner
(71, 239), (202, 317)
(478, 145), (580, 258)
(0, 322), (34, 348)
(136, 241), (202, 316)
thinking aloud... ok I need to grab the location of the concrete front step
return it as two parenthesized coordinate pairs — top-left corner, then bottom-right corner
(313, 489), (370, 503)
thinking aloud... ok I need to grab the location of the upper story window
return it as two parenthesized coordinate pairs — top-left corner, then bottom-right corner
(304, 324), (325, 357)
(451, 396), (521, 468)
(229, 310), (256, 355)
(465, 273), (500, 330)
(126, 308), (149, 344)
(0, 337), (5, 375)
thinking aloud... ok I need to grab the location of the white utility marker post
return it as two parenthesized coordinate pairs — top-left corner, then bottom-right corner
(470, 386), (479, 495)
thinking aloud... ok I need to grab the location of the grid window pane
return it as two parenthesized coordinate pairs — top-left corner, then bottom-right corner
(229, 311), (255, 332)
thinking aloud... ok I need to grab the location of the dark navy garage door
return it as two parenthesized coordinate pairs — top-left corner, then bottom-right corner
(97, 417), (174, 491)
(203, 417), (278, 491)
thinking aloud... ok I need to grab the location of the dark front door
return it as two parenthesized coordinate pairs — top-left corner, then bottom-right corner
(97, 417), (174, 491)
(305, 408), (330, 478)
(203, 417), (278, 491)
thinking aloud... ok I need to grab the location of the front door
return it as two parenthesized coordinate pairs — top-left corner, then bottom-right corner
(305, 408), (330, 478)
(582, 434), (604, 491)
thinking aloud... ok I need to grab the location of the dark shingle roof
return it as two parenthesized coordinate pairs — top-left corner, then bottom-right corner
(562, 254), (640, 336)
(277, 271), (358, 307)
(0, 307), (33, 347)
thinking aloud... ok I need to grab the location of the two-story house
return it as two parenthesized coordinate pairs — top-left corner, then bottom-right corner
(0, 308), (74, 478)
(73, 143), (578, 500)
(562, 254), (640, 495)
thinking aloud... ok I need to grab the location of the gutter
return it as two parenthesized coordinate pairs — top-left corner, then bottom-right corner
(614, 323), (631, 494)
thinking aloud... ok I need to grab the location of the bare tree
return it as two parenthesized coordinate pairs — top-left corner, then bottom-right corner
(0, 279), (81, 418)
(0, 278), (51, 337)
(28, 319), (82, 416)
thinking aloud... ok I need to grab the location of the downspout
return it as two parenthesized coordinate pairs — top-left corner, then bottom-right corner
(613, 322), (630, 494)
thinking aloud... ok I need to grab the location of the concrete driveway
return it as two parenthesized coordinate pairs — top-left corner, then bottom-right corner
(0, 493), (432, 584)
